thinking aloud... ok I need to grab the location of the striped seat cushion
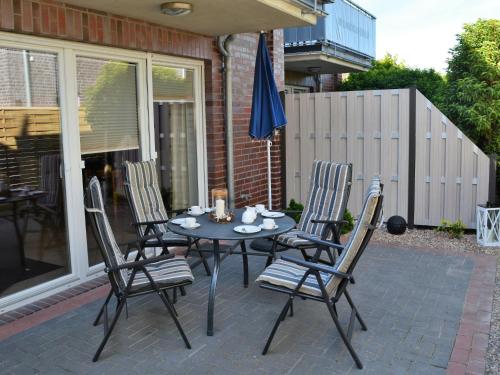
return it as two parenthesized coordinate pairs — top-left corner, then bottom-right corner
(131, 257), (194, 292)
(277, 229), (319, 248)
(323, 177), (382, 295)
(256, 259), (332, 297)
(296, 161), (351, 241)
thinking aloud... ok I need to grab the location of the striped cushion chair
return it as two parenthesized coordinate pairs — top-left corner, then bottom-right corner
(85, 176), (193, 362)
(123, 160), (211, 276)
(252, 160), (352, 266)
(256, 177), (383, 370)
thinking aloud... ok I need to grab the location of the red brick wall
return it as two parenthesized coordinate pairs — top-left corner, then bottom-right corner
(0, 0), (286, 209)
(231, 31), (284, 209)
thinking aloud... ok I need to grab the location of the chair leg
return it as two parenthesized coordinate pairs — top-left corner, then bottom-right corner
(240, 240), (249, 288)
(180, 286), (186, 296)
(93, 298), (126, 362)
(94, 289), (113, 326)
(324, 297), (363, 369)
(262, 297), (293, 355)
(265, 256), (273, 267)
(344, 290), (367, 331)
(173, 287), (178, 304)
(157, 291), (191, 349)
(300, 249), (311, 261)
(163, 290), (177, 316)
(194, 241), (211, 276)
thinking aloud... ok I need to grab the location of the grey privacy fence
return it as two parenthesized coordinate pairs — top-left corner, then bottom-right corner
(284, 88), (493, 229)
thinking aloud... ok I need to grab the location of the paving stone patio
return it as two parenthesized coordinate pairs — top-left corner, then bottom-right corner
(0, 245), (475, 375)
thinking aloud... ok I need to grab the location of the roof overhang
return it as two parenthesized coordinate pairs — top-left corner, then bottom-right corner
(61, 0), (322, 36)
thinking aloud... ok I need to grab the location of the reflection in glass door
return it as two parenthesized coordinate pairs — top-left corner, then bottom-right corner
(152, 65), (198, 210)
(76, 56), (141, 266)
(0, 47), (70, 297)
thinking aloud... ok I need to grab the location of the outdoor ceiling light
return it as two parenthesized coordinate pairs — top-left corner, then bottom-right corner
(160, 2), (193, 16)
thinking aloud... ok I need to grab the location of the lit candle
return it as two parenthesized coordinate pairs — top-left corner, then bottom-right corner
(215, 199), (225, 219)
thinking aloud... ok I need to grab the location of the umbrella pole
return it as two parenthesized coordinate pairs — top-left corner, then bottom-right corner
(267, 139), (272, 210)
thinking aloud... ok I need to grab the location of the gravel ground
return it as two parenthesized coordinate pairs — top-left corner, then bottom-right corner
(372, 228), (500, 374)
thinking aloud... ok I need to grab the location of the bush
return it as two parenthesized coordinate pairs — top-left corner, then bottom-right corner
(286, 199), (304, 223)
(341, 209), (355, 235)
(436, 219), (466, 239)
(286, 199), (355, 234)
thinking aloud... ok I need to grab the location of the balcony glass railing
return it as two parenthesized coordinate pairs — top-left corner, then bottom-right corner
(285, 0), (376, 59)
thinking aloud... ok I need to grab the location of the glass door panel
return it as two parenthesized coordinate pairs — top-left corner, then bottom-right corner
(76, 56), (140, 266)
(152, 65), (198, 210)
(0, 47), (70, 297)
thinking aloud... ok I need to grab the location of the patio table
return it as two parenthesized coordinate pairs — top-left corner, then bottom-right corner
(0, 190), (46, 270)
(167, 208), (295, 336)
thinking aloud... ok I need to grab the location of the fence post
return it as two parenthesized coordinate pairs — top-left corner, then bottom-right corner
(280, 90), (287, 209)
(489, 154), (497, 205)
(407, 87), (417, 228)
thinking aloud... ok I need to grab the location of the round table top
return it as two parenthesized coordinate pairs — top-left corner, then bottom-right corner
(167, 208), (296, 241)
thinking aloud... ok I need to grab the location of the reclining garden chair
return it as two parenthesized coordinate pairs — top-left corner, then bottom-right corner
(256, 177), (383, 369)
(86, 176), (193, 362)
(251, 160), (352, 266)
(123, 160), (211, 276)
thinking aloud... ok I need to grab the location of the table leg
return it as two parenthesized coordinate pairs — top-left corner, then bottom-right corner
(12, 202), (27, 269)
(240, 240), (248, 288)
(207, 239), (221, 336)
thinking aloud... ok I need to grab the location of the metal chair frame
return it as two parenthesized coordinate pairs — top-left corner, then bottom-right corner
(86, 187), (192, 362)
(260, 191), (383, 370)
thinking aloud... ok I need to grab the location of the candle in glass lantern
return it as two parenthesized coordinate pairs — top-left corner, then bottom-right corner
(215, 199), (225, 219)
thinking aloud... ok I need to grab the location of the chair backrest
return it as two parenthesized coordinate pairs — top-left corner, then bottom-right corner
(39, 154), (60, 208)
(325, 177), (383, 297)
(86, 176), (128, 293)
(123, 160), (169, 237)
(298, 160), (352, 238)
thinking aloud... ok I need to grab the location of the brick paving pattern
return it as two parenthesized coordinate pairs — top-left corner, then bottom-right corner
(0, 245), (478, 374)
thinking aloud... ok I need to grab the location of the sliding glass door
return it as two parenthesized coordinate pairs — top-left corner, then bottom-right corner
(76, 56), (142, 266)
(0, 47), (70, 298)
(0, 33), (206, 309)
(151, 59), (206, 211)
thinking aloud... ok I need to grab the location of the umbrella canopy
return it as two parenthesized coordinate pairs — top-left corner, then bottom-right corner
(249, 33), (287, 139)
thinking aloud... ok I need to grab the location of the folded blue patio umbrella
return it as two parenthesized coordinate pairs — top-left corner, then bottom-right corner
(249, 32), (287, 209)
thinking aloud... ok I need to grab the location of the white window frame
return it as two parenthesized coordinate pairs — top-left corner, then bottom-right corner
(0, 32), (207, 312)
(147, 53), (208, 207)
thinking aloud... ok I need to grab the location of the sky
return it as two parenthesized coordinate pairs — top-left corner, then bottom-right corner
(354, 0), (500, 72)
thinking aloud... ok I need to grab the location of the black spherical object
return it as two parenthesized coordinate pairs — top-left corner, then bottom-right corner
(387, 215), (407, 235)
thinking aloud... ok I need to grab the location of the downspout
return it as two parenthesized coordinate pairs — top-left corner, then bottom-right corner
(22, 50), (32, 107)
(217, 35), (235, 208)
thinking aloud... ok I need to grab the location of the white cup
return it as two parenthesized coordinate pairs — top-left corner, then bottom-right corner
(255, 204), (266, 213)
(185, 217), (197, 228)
(188, 206), (203, 215)
(262, 218), (275, 230)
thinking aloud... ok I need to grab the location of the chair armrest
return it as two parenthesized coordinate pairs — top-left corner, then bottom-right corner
(132, 219), (170, 226)
(281, 255), (351, 279)
(107, 253), (174, 272)
(311, 219), (347, 226)
(297, 234), (344, 251)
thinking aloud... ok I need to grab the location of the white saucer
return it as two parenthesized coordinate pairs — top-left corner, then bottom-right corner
(258, 224), (279, 230)
(261, 211), (285, 218)
(233, 225), (261, 234)
(188, 211), (205, 217)
(181, 223), (201, 229)
(171, 218), (186, 225)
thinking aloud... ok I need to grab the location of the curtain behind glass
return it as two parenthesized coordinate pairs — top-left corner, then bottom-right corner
(153, 65), (198, 211)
